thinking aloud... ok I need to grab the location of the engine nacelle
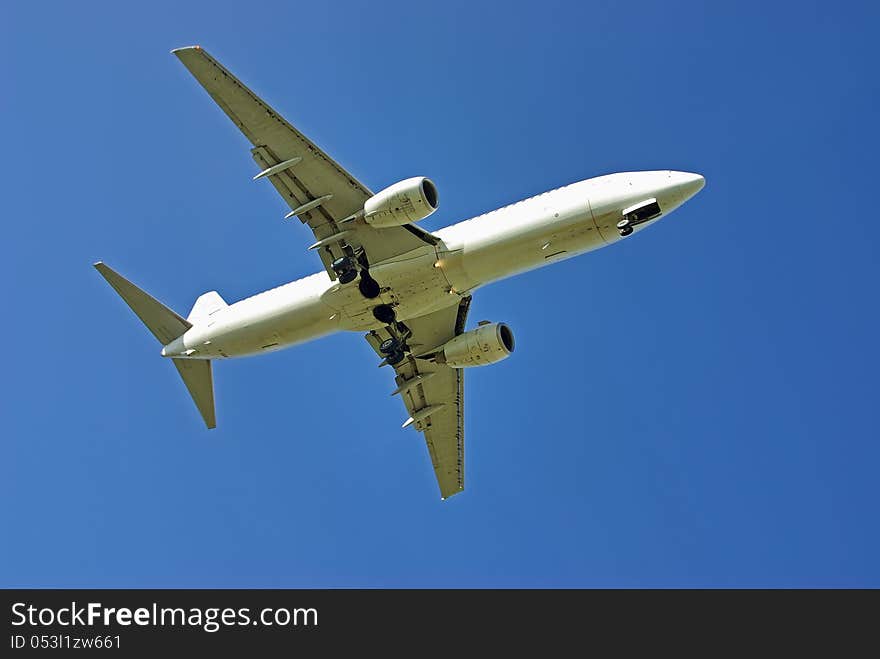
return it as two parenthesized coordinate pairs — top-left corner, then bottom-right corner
(364, 177), (439, 228)
(436, 322), (515, 368)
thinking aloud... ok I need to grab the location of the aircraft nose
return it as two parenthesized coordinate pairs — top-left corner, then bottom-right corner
(675, 171), (705, 201)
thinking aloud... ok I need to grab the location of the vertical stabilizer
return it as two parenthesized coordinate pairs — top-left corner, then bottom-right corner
(188, 291), (227, 323)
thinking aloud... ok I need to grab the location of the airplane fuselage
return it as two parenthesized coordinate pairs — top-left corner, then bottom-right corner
(161, 170), (704, 360)
(93, 45), (707, 496)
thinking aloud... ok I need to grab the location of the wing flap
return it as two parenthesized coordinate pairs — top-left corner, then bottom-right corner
(404, 364), (464, 498)
(366, 298), (471, 499)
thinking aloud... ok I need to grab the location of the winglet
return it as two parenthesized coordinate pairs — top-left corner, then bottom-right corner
(171, 45), (202, 55)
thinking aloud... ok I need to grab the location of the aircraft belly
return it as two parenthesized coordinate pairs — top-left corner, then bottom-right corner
(322, 245), (454, 330)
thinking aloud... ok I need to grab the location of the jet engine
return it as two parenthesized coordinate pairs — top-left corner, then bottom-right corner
(435, 322), (515, 368)
(364, 177), (439, 228)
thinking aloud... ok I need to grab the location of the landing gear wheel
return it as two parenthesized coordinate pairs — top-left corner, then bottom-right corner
(331, 256), (358, 284)
(616, 218), (631, 230)
(358, 272), (381, 299)
(338, 269), (358, 284)
(386, 350), (406, 366)
(619, 225), (634, 237)
(379, 338), (400, 355)
(372, 304), (396, 325)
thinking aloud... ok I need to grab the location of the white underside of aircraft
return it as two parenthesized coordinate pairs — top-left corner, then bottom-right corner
(95, 46), (705, 499)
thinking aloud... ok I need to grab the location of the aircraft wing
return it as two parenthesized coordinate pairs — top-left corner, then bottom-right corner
(173, 46), (436, 277)
(365, 297), (471, 499)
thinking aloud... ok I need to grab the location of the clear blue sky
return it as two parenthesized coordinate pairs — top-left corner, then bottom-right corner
(3, 1), (878, 587)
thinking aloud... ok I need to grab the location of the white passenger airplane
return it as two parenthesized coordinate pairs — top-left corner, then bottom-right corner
(95, 46), (704, 499)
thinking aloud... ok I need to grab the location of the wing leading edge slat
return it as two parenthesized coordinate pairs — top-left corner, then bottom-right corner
(173, 46), (434, 272)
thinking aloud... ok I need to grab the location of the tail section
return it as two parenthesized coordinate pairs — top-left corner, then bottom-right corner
(94, 262), (217, 429)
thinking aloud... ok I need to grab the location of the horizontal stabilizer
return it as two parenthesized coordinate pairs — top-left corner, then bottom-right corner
(172, 358), (216, 429)
(94, 262), (191, 344)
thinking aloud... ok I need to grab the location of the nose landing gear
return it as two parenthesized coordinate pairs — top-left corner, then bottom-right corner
(617, 198), (662, 236)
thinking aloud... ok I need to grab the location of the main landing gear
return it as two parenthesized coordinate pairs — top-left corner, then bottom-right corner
(379, 336), (407, 366)
(374, 305), (411, 366)
(331, 255), (382, 299)
(330, 246), (407, 366)
(331, 256), (358, 284)
(358, 271), (381, 298)
(372, 304), (396, 325)
(617, 218), (634, 237)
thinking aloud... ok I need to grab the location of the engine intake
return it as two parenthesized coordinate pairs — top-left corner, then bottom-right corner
(436, 322), (515, 368)
(364, 177), (439, 228)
